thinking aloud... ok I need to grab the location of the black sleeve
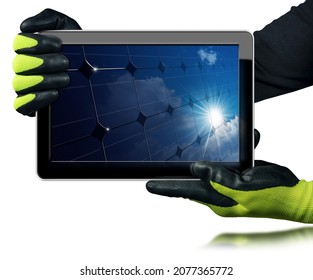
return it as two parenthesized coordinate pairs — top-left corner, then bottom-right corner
(254, 0), (313, 102)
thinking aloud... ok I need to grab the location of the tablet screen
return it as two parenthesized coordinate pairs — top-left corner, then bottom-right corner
(37, 31), (253, 178)
(52, 44), (239, 162)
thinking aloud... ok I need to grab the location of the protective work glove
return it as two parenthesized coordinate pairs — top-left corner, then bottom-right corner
(12, 9), (81, 116)
(147, 160), (313, 223)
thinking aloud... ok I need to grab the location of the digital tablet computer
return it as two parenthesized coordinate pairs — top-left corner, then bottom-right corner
(37, 31), (254, 179)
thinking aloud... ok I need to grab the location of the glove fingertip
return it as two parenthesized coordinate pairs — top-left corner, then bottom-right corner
(20, 17), (38, 33)
(20, 8), (82, 32)
(19, 8), (51, 32)
(146, 180), (172, 195)
(146, 180), (191, 198)
(15, 90), (59, 116)
(146, 180), (157, 192)
(20, 22), (29, 33)
(146, 181), (168, 196)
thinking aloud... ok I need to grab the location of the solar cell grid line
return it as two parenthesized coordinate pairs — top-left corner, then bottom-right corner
(131, 46), (200, 161)
(80, 46), (110, 161)
(98, 46), (173, 161)
(130, 46), (156, 161)
(51, 44), (239, 162)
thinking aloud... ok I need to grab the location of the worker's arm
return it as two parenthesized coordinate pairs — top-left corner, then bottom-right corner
(255, 0), (313, 101)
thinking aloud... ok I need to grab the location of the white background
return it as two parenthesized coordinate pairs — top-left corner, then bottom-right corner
(1, 0), (313, 279)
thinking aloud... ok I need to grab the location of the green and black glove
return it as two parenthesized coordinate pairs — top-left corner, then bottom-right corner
(147, 160), (313, 223)
(12, 9), (81, 116)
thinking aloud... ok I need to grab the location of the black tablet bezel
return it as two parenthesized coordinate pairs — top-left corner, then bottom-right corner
(37, 31), (254, 179)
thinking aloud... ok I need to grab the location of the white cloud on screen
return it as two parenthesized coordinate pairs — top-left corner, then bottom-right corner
(215, 116), (239, 161)
(217, 116), (238, 136)
(197, 49), (217, 65)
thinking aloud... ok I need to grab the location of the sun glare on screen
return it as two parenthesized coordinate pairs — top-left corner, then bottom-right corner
(209, 107), (224, 128)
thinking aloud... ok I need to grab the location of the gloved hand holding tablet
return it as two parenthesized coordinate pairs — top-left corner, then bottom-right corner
(12, 9), (81, 116)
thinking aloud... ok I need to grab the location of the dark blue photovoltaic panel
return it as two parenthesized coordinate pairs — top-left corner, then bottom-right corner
(51, 45), (239, 162)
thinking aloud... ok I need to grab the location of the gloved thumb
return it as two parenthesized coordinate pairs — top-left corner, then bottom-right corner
(20, 8), (81, 32)
(254, 128), (260, 148)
